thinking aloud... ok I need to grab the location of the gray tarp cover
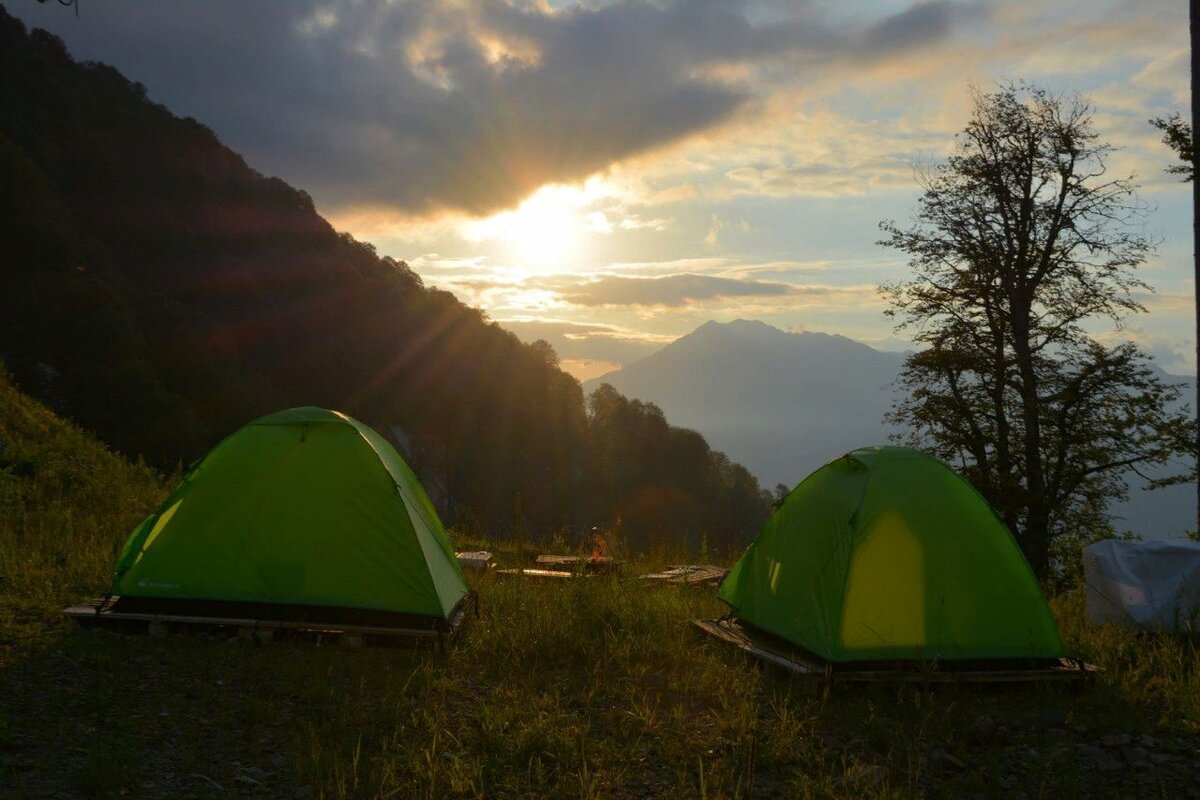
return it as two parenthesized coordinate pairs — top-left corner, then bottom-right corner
(1084, 539), (1200, 632)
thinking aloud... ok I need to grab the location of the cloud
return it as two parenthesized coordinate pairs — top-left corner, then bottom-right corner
(498, 318), (671, 365)
(859, 1), (989, 56)
(1093, 328), (1195, 376)
(14, 0), (991, 217)
(556, 273), (798, 308)
(703, 214), (724, 247)
(600, 257), (737, 277)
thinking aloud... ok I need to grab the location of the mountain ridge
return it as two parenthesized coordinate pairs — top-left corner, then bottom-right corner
(585, 319), (907, 488)
(585, 318), (1196, 538)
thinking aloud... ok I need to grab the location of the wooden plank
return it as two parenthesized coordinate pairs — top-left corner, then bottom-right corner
(643, 565), (727, 585)
(692, 619), (823, 675)
(535, 554), (582, 566)
(495, 568), (581, 579)
(693, 618), (1099, 684)
(456, 551), (495, 570)
(62, 596), (476, 643)
(535, 554), (622, 570)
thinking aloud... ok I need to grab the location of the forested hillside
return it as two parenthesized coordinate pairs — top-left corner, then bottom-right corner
(0, 8), (768, 547)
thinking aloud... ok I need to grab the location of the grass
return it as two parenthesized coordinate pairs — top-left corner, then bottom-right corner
(2, 369), (1200, 798)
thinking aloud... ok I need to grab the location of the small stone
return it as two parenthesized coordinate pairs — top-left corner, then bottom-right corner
(1034, 709), (1069, 729)
(1101, 734), (1132, 748)
(971, 715), (997, 736)
(932, 748), (966, 770)
(1078, 744), (1121, 773)
(293, 787), (313, 799)
(1149, 753), (1173, 765)
(1121, 746), (1149, 764)
(1042, 728), (1072, 745)
(1136, 735), (1158, 749)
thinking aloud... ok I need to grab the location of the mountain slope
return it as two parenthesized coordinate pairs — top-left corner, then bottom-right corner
(0, 9), (768, 540)
(586, 319), (906, 488)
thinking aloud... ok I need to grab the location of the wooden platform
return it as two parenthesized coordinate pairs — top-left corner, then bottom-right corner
(456, 550), (495, 570)
(642, 564), (727, 586)
(693, 618), (1100, 684)
(64, 594), (476, 650)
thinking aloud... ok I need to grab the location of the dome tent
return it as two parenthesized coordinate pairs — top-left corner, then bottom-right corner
(110, 407), (469, 628)
(717, 446), (1062, 663)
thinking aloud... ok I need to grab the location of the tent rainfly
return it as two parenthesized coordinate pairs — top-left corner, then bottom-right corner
(718, 446), (1063, 663)
(110, 407), (469, 628)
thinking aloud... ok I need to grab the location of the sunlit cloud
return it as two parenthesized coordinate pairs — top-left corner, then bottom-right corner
(462, 185), (586, 268)
(600, 258), (739, 277)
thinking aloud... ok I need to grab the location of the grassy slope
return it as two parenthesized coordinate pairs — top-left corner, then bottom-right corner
(0, 364), (166, 633)
(2, 372), (1200, 799)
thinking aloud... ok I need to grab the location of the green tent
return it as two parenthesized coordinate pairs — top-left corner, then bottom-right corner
(111, 407), (469, 626)
(718, 446), (1063, 662)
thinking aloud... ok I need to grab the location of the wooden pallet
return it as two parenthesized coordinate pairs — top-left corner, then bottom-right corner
(693, 618), (1100, 684)
(456, 550), (495, 570)
(642, 564), (727, 586)
(64, 593), (475, 650)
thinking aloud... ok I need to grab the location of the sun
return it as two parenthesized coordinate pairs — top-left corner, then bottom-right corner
(464, 185), (582, 270)
(506, 189), (579, 266)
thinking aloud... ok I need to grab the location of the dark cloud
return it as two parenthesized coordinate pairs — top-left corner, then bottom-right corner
(860, 1), (989, 55)
(556, 273), (797, 307)
(13, 0), (988, 216)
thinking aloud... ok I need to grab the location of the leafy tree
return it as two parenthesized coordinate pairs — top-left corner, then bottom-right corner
(881, 84), (1193, 580)
(528, 338), (560, 370)
(1150, 113), (1194, 181)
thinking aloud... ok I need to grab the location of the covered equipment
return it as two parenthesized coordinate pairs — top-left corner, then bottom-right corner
(110, 407), (469, 628)
(1084, 539), (1200, 633)
(718, 446), (1063, 663)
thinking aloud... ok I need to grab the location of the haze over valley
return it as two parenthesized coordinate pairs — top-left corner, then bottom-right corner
(581, 319), (1197, 540)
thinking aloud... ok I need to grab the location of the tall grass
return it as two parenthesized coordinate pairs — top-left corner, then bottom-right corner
(0, 367), (166, 636)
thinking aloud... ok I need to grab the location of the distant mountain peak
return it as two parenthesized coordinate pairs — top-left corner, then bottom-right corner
(726, 318), (775, 331)
(688, 318), (784, 341)
(677, 319), (875, 355)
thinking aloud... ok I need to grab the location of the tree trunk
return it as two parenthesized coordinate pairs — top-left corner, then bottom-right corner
(1191, 0), (1200, 536)
(1023, 505), (1052, 582)
(1011, 305), (1051, 580)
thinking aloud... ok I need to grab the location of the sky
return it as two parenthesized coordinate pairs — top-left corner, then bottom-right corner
(13, 0), (1194, 381)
